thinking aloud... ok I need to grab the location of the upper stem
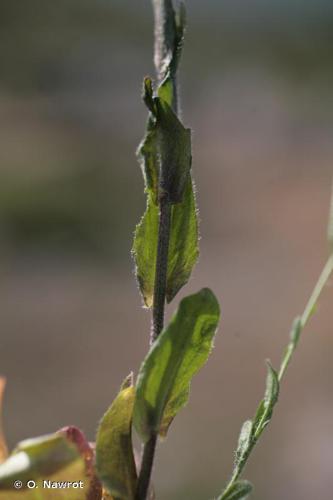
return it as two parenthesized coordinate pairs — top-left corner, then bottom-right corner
(136, 2), (179, 498)
(220, 254), (333, 499)
(300, 253), (333, 328)
(278, 253), (333, 381)
(151, 194), (172, 343)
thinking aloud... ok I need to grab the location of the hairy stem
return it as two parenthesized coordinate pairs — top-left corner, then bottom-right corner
(136, 211), (171, 500)
(136, 195), (171, 498)
(136, 1), (179, 499)
(151, 194), (172, 343)
(150, 0), (178, 343)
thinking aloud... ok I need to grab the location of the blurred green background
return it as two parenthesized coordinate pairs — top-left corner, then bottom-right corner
(1, 1), (333, 498)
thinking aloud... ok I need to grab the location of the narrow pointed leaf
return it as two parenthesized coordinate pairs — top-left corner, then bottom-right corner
(234, 420), (254, 472)
(96, 374), (137, 500)
(134, 288), (220, 441)
(219, 480), (253, 500)
(264, 362), (279, 408)
(253, 362), (279, 437)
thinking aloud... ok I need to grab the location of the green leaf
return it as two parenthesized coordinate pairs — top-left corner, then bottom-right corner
(0, 435), (78, 487)
(157, 77), (173, 107)
(155, 97), (192, 204)
(253, 362), (279, 438)
(142, 77), (156, 114)
(134, 76), (198, 308)
(138, 78), (159, 203)
(139, 120), (159, 204)
(133, 193), (159, 308)
(219, 480), (253, 500)
(220, 363), (279, 500)
(96, 374), (137, 500)
(139, 80), (192, 205)
(133, 175), (198, 308)
(234, 420), (254, 472)
(133, 3), (197, 308)
(133, 288), (220, 441)
(166, 177), (199, 302)
(0, 429), (95, 499)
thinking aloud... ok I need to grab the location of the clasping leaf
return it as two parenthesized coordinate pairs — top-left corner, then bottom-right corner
(133, 3), (198, 308)
(96, 374), (137, 500)
(133, 288), (220, 442)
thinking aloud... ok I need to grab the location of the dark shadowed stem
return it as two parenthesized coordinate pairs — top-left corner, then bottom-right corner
(135, 434), (157, 500)
(136, 181), (172, 500)
(151, 194), (172, 343)
(136, 197), (171, 497)
(136, 1), (178, 498)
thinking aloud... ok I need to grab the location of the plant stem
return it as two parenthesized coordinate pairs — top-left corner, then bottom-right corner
(151, 194), (172, 343)
(135, 434), (157, 500)
(150, 0), (177, 344)
(278, 253), (333, 381)
(138, 194), (172, 498)
(136, 2), (178, 498)
(220, 254), (333, 498)
(136, 134), (172, 500)
(300, 253), (333, 328)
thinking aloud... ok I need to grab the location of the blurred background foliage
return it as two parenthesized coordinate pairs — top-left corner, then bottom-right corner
(1, 0), (333, 259)
(1, 1), (333, 499)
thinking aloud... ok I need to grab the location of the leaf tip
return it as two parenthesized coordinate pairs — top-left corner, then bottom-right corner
(121, 372), (134, 391)
(143, 76), (155, 114)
